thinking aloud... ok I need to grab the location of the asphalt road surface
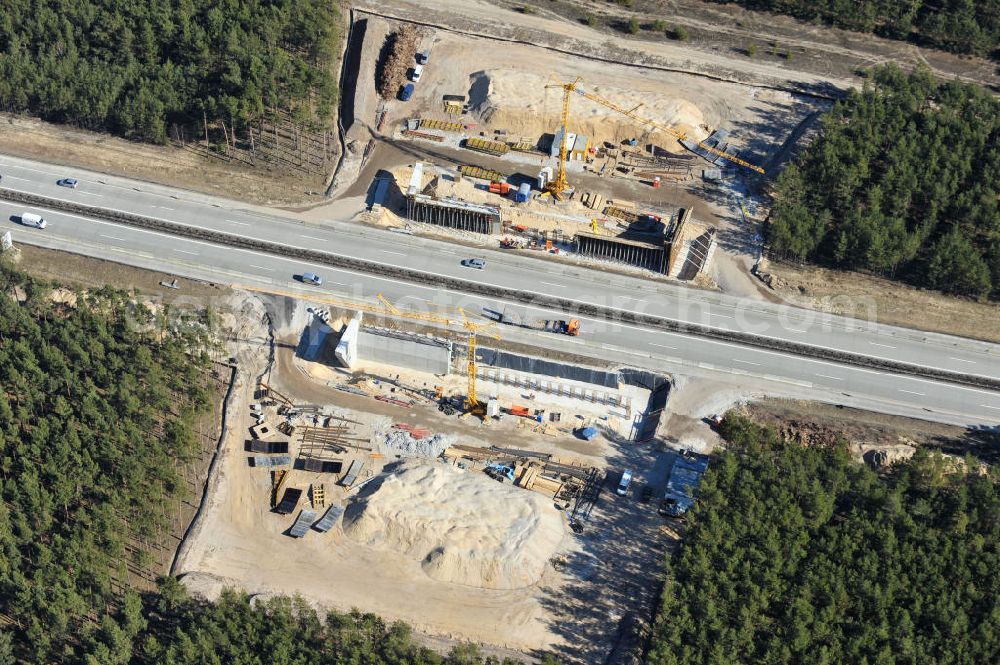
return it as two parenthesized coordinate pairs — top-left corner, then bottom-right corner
(2, 154), (999, 426)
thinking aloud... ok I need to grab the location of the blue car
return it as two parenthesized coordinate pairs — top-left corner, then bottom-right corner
(400, 83), (414, 101)
(57, 178), (79, 188)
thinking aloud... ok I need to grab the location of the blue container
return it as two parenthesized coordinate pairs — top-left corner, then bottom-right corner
(515, 182), (531, 202)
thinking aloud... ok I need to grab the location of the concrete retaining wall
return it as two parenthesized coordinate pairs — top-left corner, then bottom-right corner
(357, 326), (452, 374)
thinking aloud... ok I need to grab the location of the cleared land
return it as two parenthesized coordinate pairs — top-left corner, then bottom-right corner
(762, 259), (1000, 344)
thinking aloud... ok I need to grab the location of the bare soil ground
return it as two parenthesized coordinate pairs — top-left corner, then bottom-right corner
(12, 243), (231, 298)
(0, 113), (331, 207)
(763, 259), (1000, 344)
(747, 397), (1000, 464)
(170, 290), (677, 662)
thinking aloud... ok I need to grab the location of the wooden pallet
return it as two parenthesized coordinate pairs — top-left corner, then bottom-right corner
(311, 483), (326, 508)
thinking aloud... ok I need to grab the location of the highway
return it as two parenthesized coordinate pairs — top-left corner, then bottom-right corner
(1, 153), (999, 425)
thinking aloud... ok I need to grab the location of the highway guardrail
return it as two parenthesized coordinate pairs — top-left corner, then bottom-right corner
(3, 187), (998, 393)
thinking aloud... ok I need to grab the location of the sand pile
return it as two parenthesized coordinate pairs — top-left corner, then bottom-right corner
(468, 69), (708, 144)
(343, 461), (565, 590)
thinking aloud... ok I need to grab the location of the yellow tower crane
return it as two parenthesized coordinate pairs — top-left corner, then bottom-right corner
(458, 308), (501, 416)
(543, 77), (582, 199)
(544, 77), (765, 198)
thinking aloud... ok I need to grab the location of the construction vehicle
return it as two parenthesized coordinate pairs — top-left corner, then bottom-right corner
(544, 77), (764, 198)
(481, 307), (581, 336)
(458, 308), (501, 416)
(484, 462), (516, 483)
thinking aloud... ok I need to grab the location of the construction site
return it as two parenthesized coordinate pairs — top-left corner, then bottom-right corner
(174, 7), (820, 664)
(330, 9), (825, 290)
(172, 281), (700, 663)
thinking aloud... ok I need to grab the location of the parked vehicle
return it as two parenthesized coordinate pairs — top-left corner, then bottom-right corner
(658, 497), (680, 518)
(461, 258), (486, 269)
(416, 50), (429, 65)
(410, 63), (424, 82)
(399, 83), (414, 101)
(481, 307), (581, 336)
(57, 178), (78, 188)
(616, 469), (634, 496)
(20, 212), (46, 229)
(301, 272), (322, 285)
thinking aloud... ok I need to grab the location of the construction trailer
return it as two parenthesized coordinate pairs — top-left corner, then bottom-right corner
(659, 453), (710, 517)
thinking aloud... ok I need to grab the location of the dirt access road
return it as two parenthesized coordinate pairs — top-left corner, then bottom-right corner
(520, 0), (1000, 92)
(355, 0), (998, 96)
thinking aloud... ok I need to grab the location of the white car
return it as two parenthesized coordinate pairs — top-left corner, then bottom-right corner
(20, 212), (46, 229)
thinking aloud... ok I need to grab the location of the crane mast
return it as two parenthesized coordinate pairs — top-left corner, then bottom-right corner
(543, 77), (765, 197)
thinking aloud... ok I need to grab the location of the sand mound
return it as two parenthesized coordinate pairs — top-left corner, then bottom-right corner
(468, 69), (708, 144)
(343, 461), (565, 590)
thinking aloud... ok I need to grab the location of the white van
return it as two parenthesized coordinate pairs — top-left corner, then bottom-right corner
(616, 469), (634, 496)
(21, 212), (46, 229)
(411, 63), (424, 82)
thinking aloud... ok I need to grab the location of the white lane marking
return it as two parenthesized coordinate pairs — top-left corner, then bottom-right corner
(785, 328), (807, 333)
(708, 312), (733, 319)
(870, 342), (896, 349)
(381, 250), (406, 256)
(226, 219), (250, 226)
(539, 281), (566, 288)
(982, 404), (1000, 411)
(898, 389), (925, 396)
(2, 175), (28, 181)
(100, 234), (126, 241)
(15, 197), (999, 394)
(76, 192), (104, 198)
(155, 206), (175, 211)
(301, 235), (325, 242)
(949, 357), (976, 364)
(650, 343), (676, 349)
(733, 359), (761, 366)
(174, 249), (198, 255)
(249, 264), (274, 272)
(816, 373), (843, 380)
